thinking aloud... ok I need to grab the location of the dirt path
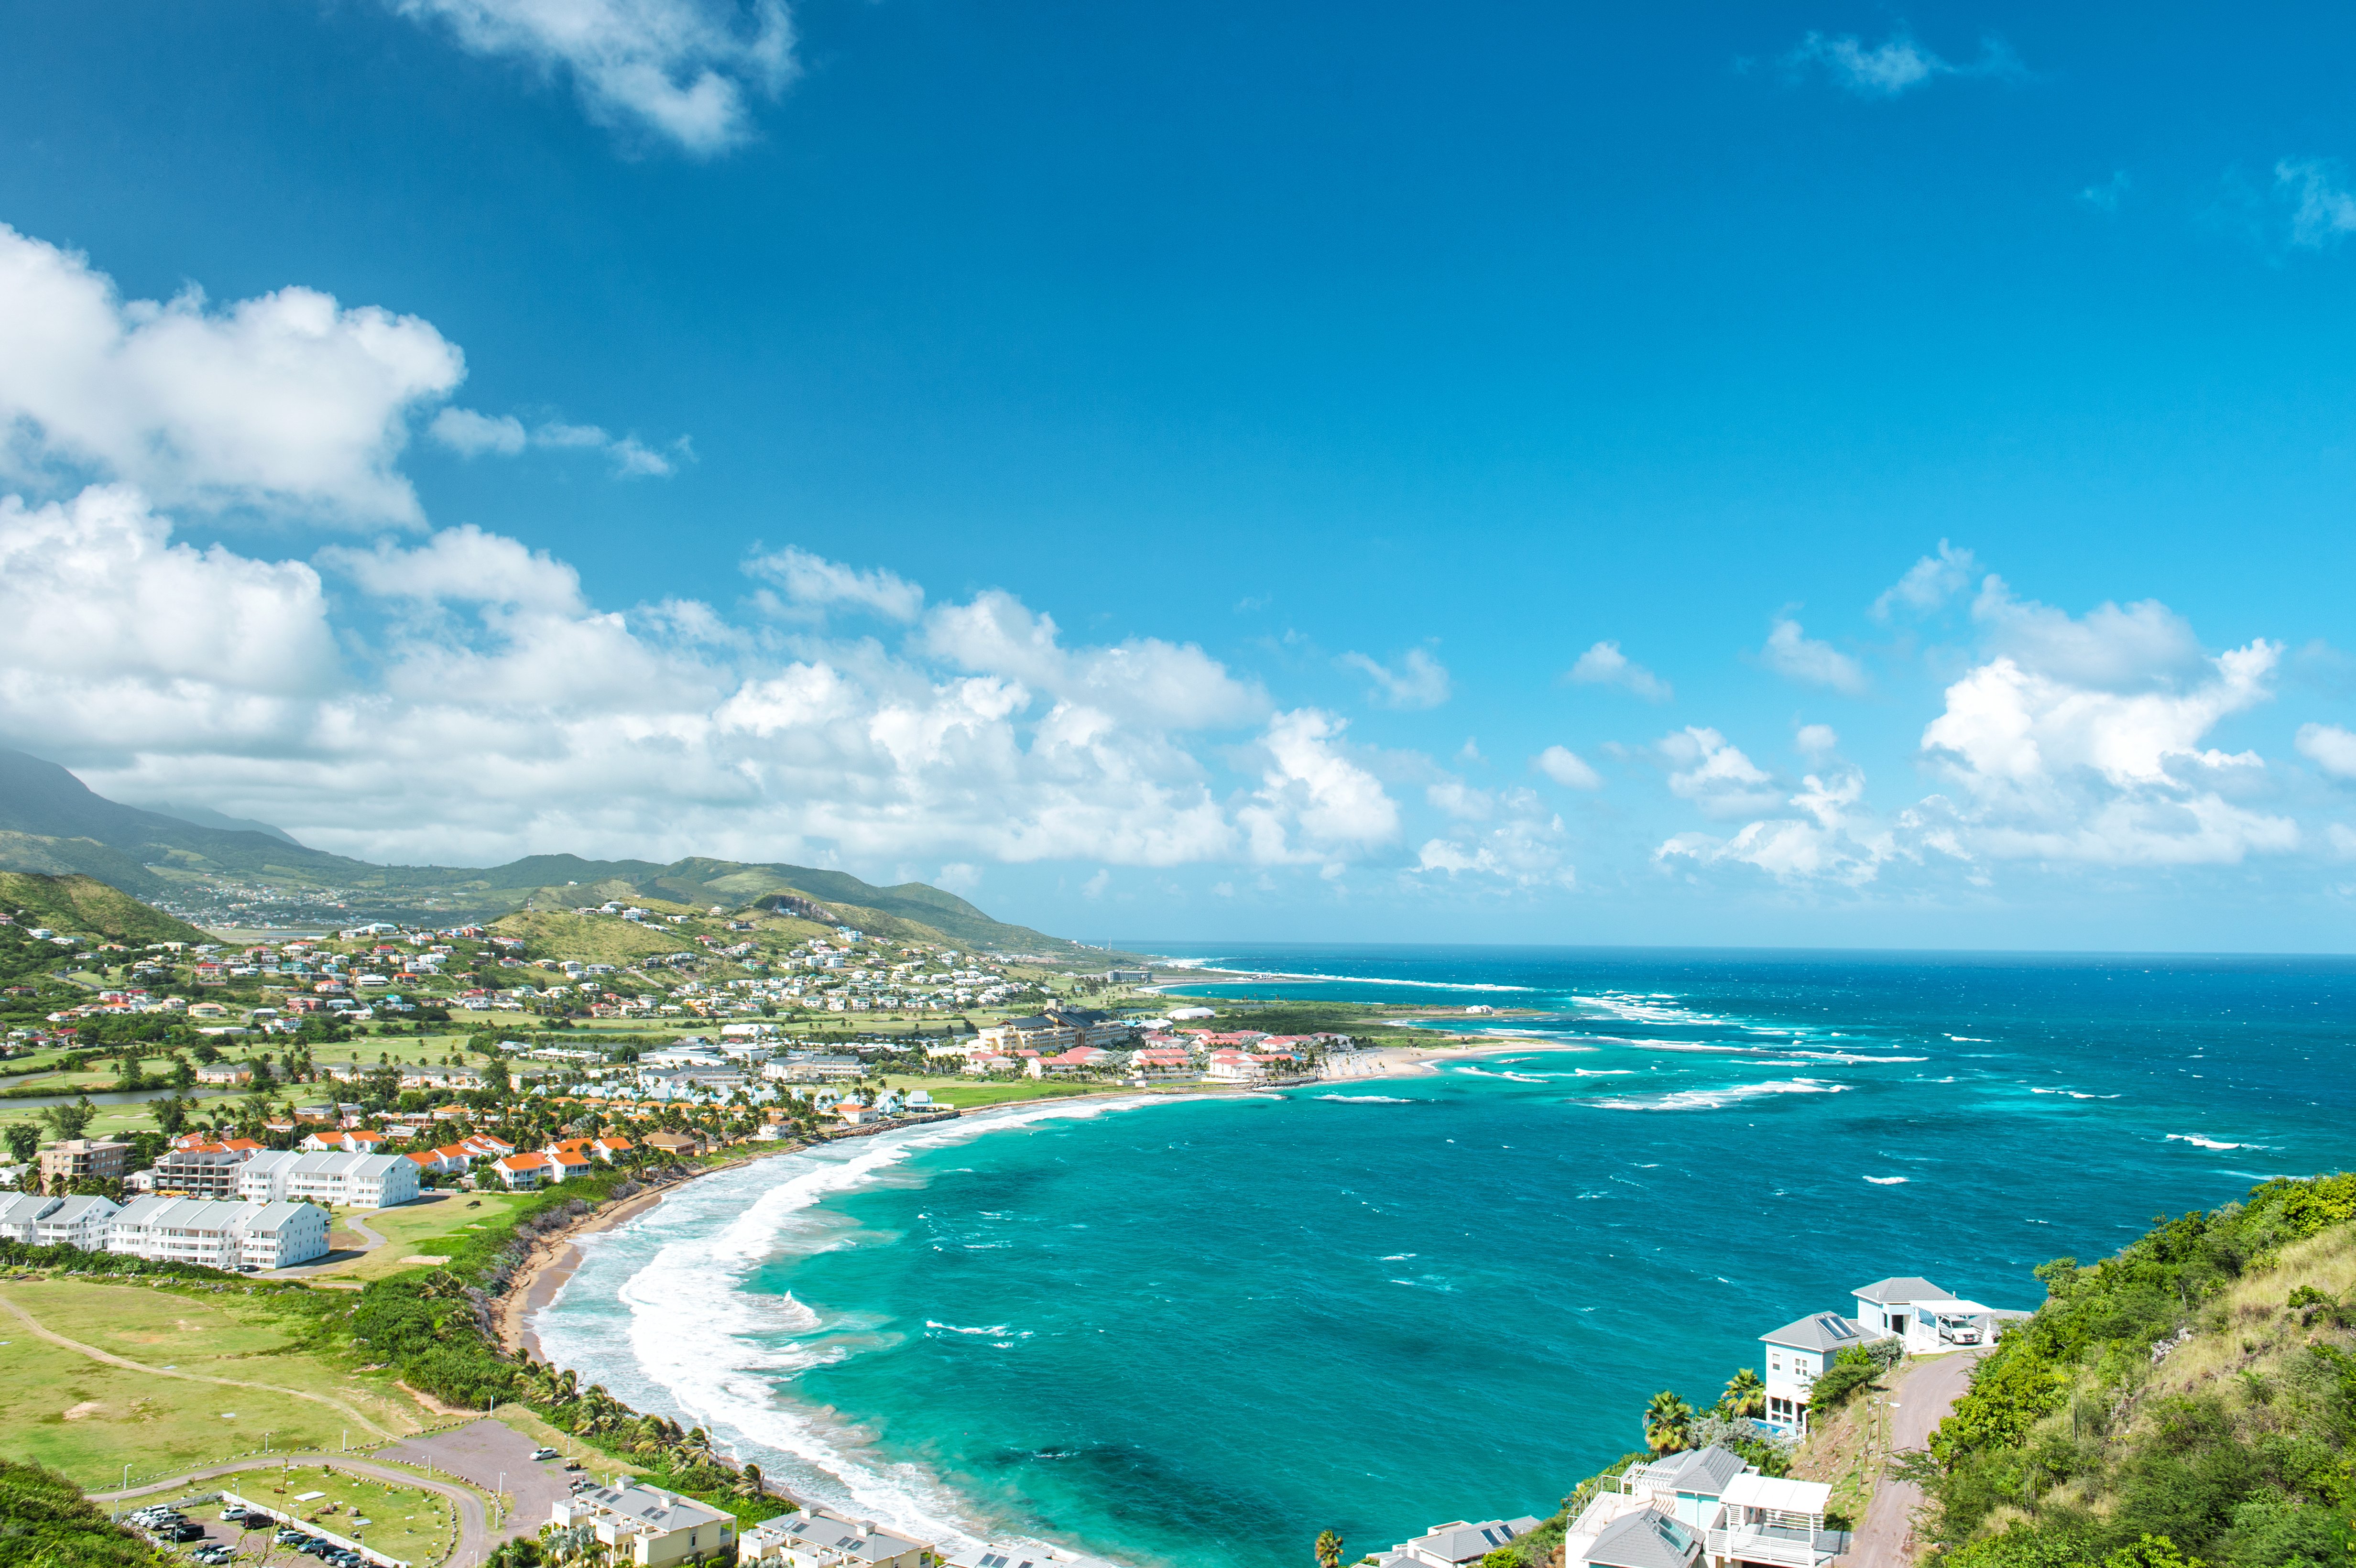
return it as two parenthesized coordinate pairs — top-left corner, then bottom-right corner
(0, 1291), (395, 1438)
(1852, 1348), (1985, 1567)
(94, 1453), (491, 1567)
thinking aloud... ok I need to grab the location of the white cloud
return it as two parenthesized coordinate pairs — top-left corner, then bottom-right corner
(1782, 30), (2021, 98)
(1415, 789), (1574, 889)
(1759, 616), (1869, 695)
(2, 485), (1332, 874)
(2080, 172), (2131, 214)
(0, 224), (462, 523)
(1340, 646), (1451, 709)
(1658, 767), (1897, 887)
(391, 0), (798, 155)
(319, 523), (585, 611)
(1872, 539), (1978, 619)
(1565, 640), (1672, 702)
(1660, 727), (1783, 819)
(1426, 780), (1494, 820)
(2296, 722), (2356, 781)
(1794, 723), (1839, 758)
(1534, 745), (1603, 789)
(431, 407), (687, 477)
(1970, 577), (2206, 689)
(745, 545), (925, 622)
(922, 590), (1264, 729)
(2279, 158), (2356, 249)
(1236, 709), (1400, 865)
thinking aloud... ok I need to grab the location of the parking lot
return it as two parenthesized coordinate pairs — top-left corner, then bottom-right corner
(374, 1417), (584, 1544)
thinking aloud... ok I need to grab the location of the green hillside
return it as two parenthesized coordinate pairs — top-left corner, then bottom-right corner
(0, 747), (1117, 959)
(0, 871), (212, 944)
(1917, 1173), (2356, 1568)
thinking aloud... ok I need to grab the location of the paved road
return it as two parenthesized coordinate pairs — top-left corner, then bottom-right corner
(96, 1453), (492, 1567)
(377, 1418), (576, 1549)
(1852, 1348), (1985, 1568)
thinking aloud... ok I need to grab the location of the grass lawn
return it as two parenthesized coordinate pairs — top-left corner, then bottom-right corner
(897, 1077), (1110, 1109)
(228, 1459), (457, 1565)
(0, 1280), (431, 1488)
(305, 1192), (527, 1282)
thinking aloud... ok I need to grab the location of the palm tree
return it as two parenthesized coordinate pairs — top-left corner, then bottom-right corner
(1314, 1530), (1343, 1568)
(1720, 1368), (1766, 1419)
(1643, 1390), (1694, 1456)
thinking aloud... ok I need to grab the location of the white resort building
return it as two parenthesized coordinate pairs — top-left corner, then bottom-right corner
(548, 1479), (735, 1565)
(738, 1505), (935, 1568)
(107, 1196), (329, 1271)
(238, 1149), (420, 1209)
(1760, 1275), (2020, 1435)
(1563, 1445), (1849, 1568)
(0, 1193), (122, 1249)
(1369, 1516), (1546, 1567)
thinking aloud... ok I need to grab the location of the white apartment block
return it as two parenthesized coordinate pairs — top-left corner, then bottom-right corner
(240, 1149), (420, 1209)
(549, 1480), (735, 1566)
(0, 1192), (121, 1249)
(108, 1196), (328, 1271)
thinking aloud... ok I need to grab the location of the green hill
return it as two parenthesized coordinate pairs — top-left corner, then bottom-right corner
(0, 871), (211, 944)
(1916, 1173), (2356, 1568)
(0, 747), (1116, 958)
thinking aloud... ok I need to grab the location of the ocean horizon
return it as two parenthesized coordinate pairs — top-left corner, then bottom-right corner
(532, 943), (2356, 1568)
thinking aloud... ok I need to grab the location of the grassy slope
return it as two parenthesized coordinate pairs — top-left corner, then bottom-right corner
(1922, 1174), (2356, 1567)
(0, 871), (211, 944)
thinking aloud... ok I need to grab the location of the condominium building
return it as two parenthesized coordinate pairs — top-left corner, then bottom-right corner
(108, 1196), (328, 1271)
(37, 1138), (129, 1185)
(238, 1150), (419, 1209)
(150, 1143), (257, 1199)
(549, 1480), (735, 1565)
(740, 1505), (934, 1568)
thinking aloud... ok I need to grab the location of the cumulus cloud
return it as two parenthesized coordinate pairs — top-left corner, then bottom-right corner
(745, 545), (924, 622)
(1535, 745), (1603, 790)
(1758, 616), (1869, 695)
(1969, 577), (2207, 690)
(0, 225), (462, 523)
(391, 0), (798, 155)
(1340, 646), (1451, 709)
(1565, 640), (1672, 702)
(1795, 724), (1839, 758)
(0, 485), (1333, 873)
(1872, 539), (1978, 619)
(1658, 766), (1897, 886)
(922, 590), (1265, 730)
(2295, 722), (2356, 781)
(1660, 727), (1784, 819)
(2278, 158), (2356, 249)
(1781, 30), (2022, 97)
(1416, 789), (1574, 889)
(1237, 709), (1400, 867)
(430, 407), (687, 477)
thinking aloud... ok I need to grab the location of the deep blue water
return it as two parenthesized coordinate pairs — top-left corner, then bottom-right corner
(533, 946), (2356, 1568)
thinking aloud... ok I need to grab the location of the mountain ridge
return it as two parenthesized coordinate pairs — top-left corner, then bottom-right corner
(0, 746), (1098, 956)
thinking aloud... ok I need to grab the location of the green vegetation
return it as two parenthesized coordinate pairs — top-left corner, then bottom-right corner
(230, 1461), (455, 1565)
(0, 1457), (164, 1567)
(1914, 1172), (2356, 1568)
(0, 872), (209, 945)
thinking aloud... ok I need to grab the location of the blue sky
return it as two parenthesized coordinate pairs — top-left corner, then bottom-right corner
(2, 1), (2355, 950)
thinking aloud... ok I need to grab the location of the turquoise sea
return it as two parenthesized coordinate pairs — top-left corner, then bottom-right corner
(532, 946), (2356, 1568)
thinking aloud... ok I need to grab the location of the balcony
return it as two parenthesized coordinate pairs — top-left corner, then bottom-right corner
(1705, 1522), (1854, 1567)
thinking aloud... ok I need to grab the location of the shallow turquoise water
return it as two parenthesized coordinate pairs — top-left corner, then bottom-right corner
(534, 947), (2356, 1568)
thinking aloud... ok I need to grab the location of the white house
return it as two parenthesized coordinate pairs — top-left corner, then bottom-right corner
(738, 1505), (934, 1568)
(1561, 1446), (1846, 1568)
(549, 1479), (734, 1566)
(0, 1192), (60, 1242)
(1757, 1312), (1875, 1436)
(37, 1194), (122, 1250)
(1370, 1517), (1545, 1568)
(1853, 1275), (2006, 1352)
(108, 1196), (327, 1271)
(240, 1150), (420, 1209)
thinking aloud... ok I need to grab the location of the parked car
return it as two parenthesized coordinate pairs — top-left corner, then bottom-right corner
(1936, 1312), (1984, 1345)
(275, 1527), (308, 1546)
(531, 1446), (559, 1461)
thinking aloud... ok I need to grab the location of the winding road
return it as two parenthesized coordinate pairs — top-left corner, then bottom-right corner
(1852, 1347), (1986, 1568)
